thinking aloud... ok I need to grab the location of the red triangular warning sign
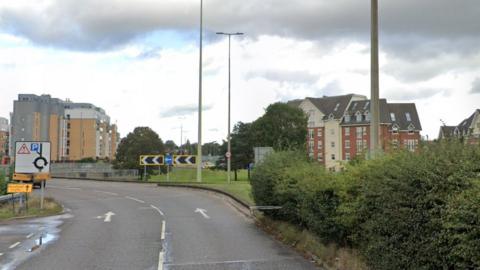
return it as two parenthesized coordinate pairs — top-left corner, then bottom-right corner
(17, 144), (31, 154)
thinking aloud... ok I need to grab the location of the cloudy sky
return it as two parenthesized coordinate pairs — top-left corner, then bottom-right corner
(0, 0), (479, 144)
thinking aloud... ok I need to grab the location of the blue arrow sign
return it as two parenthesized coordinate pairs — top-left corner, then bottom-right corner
(165, 154), (173, 165)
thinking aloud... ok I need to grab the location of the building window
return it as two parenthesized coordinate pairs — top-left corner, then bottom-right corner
(405, 112), (412, 122)
(390, 113), (396, 122)
(344, 114), (351, 123)
(67, 123), (71, 129)
(334, 103), (340, 111)
(356, 139), (363, 153)
(317, 129), (322, 137)
(345, 127), (350, 136)
(363, 126), (367, 136)
(406, 139), (416, 152)
(345, 152), (351, 161)
(331, 141), (335, 148)
(356, 127), (363, 138)
(365, 111), (371, 121)
(356, 112), (362, 122)
(309, 129), (314, 140)
(345, 140), (350, 149)
(317, 155), (323, 162)
(392, 125), (399, 134)
(331, 154), (336, 160)
(392, 139), (399, 149)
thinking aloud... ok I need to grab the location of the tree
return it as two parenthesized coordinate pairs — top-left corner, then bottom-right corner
(230, 122), (255, 180)
(251, 102), (308, 151)
(164, 140), (178, 154)
(202, 141), (222, 156)
(114, 127), (165, 176)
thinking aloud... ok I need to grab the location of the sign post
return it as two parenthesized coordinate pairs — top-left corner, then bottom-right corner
(14, 142), (51, 209)
(165, 154), (173, 182)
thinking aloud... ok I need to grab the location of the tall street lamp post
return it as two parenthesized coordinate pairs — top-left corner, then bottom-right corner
(370, 0), (380, 158)
(197, 0), (203, 182)
(216, 32), (243, 184)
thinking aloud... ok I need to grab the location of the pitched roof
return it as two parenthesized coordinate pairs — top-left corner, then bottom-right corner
(387, 103), (422, 131)
(305, 94), (354, 120)
(456, 109), (479, 133)
(439, 126), (456, 138)
(286, 99), (303, 109)
(340, 100), (422, 131)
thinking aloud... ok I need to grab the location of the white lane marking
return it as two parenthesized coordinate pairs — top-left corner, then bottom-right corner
(48, 186), (81, 190)
(158, 251), (165, 270)
(161, 221), (166, 240)
(104, 212), (115, 222)
(150, 205), (164, 216)
(125, 196), (145, 204)
(0, 253), (3, 257)
(94, 190), (118, 196)
(195, 208), (210, 219)
(9, 242), (21, 249)
(26, 233), (34, 239)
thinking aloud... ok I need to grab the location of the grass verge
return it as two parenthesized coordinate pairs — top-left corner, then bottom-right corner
(0, 196), (63, 221)
(149, 168), (249, 182)
(256, 214), (368, 270)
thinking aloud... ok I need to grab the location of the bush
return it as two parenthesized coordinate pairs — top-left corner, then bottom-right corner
(0, 170), (6, 195)
(251, 142), (480, 269)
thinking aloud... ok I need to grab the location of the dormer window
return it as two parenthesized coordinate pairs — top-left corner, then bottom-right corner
(392, 124), (399, 134)
(390, 113), (396, 122)
(365, 111), (371, 121)
(408, 123), (415, 134)
(405, 112), (412, 122)
(344, 114), (351, 123)
(329, 113), (334, 120)
(355, 111), (362, 122)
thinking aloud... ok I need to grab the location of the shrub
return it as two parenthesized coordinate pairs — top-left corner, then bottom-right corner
(0, 170), (6, 195)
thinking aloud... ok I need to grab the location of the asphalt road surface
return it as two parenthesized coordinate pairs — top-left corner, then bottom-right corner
(1, 179), (317, 270)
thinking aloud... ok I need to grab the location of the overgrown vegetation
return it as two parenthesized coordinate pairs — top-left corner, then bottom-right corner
(0, 196), (63, 220)
(251, 142), (480, 269)
(0, 170), (6, 195)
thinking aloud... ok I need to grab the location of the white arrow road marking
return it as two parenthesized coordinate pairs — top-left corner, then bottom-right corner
(104, 212), (115, 222)
(9, 242), (21, 249)
(0, 253), (3, 257)
(26, 233), (34, 239)
(195, 208), (210, 219)
(158, 251), (165, 270)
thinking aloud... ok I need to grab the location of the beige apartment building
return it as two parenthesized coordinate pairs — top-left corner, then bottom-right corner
(10, 94), (120, 161)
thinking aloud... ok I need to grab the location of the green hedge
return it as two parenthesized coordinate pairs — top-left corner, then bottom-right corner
(250, 142), (480, 269)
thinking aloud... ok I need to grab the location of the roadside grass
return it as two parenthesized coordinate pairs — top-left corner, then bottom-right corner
(151, 168), (253, 205)
(0, 196), (63, 221)
(257, 214), (368, 270)
(149, 168), (249, 182)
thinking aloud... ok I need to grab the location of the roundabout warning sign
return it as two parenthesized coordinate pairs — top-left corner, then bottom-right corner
(15, 142), (51, 173)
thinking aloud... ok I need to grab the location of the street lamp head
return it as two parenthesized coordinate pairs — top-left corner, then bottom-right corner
(235, 32), (244, 36)
(216, 32), (225, 35)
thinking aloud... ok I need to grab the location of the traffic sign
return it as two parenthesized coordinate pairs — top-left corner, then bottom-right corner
(7, 183), (33, 193)
(225, 152), (231, 158)
(15, 142), (51, 174)
(165, 154), (173, 166)
(174, 155), (196, 165)
(139, 155), (164, 166)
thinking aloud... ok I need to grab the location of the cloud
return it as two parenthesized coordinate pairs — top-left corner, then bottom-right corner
(160, 104), (213, 118)
(471, 78), (480, 94)
(1, 0), (480, 58)
(384, 88), (449, 101)
(245, 69), (318, 86)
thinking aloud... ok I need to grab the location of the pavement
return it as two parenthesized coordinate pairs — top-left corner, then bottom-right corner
(0, 178), (318, 270)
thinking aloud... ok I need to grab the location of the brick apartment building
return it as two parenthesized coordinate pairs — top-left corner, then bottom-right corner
(10, 94), (120, 161)
(438, 109), (480, 145)
(290, 94), (422, 171)
(0, 117), (9, 157)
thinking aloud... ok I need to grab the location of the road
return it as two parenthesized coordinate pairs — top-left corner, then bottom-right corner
(1, 179), (317, 270)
